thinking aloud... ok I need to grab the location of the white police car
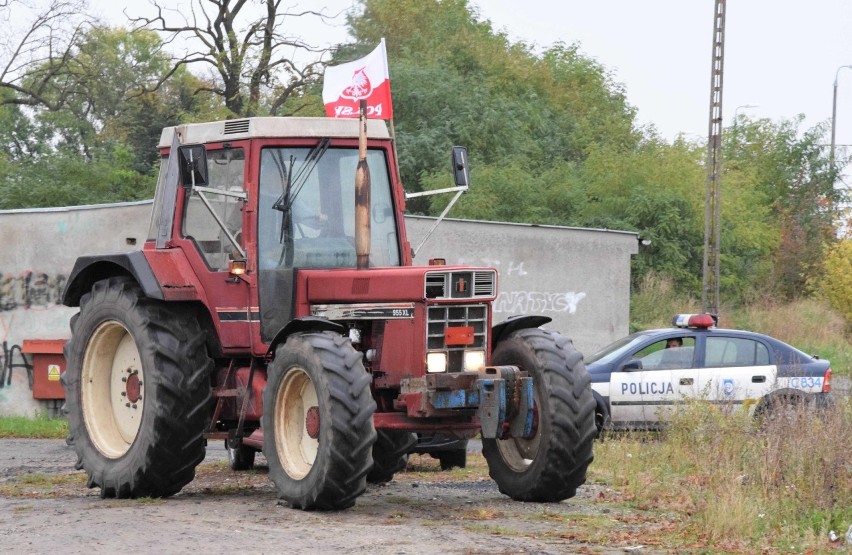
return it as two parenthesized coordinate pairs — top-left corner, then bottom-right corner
(587, 314), (834, 433)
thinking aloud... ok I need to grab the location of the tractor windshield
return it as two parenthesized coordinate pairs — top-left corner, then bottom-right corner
(258, 145), (401, 269)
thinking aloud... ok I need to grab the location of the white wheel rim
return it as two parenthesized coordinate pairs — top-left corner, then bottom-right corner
(82, 321), (144, 458)
(495, 396), (542, 471)
(275, 367), (319, 479)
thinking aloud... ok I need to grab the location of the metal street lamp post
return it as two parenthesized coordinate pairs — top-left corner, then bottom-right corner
(830, 65), (852, 166)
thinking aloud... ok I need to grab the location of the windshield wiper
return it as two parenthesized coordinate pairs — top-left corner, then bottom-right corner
(272, 137), (331, 214)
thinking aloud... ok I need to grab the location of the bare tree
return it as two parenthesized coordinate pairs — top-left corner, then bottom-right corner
(132, 0), (342, 117)
(0, 0), (90, 109)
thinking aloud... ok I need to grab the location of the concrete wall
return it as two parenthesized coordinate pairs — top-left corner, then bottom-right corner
(0, 202), (152, 416)
(0, 203), (636, 416)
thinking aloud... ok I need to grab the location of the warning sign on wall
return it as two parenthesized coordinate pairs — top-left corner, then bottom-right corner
(47, 364), (61, 381)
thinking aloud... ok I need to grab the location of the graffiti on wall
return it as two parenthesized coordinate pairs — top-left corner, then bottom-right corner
(0, 342), (32, 390)
(493, 291), (586, 314)
(0, 272), (67, 312)
(455, 257), (586, 315)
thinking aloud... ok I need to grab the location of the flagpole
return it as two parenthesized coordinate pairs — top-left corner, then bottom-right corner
(389, 117), (404, 191)
(380, 38), (404, 192)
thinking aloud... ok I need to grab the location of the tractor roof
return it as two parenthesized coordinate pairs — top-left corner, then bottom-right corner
(158, 117), (391, 148)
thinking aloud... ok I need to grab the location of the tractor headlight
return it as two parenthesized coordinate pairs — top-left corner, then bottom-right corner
(426, 352), (447, 373)
(464, 350), (486, 372)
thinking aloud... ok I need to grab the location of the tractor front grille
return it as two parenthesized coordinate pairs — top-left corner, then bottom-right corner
(427, 304), (488, 372)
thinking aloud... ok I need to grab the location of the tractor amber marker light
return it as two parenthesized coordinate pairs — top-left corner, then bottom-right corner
(445, 326), (475, 346)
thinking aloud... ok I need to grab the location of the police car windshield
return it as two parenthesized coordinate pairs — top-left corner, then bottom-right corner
(585, 334), (649, 365)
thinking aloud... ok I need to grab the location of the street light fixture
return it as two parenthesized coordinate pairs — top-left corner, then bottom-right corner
(734, 104), (759, 121)
(830, 65), (852, 166)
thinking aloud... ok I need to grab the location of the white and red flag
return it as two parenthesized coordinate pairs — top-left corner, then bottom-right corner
(322, 39), (393, 120)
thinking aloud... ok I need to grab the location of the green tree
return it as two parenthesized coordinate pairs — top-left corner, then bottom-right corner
(345, 0), (639, 197)
(816, 238), (852, 329)
(0, 25), (218, 208)
(723, 116), (845, 299)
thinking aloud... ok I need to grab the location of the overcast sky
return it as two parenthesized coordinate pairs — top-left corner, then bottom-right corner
(84, 0), (852, 151)
(477, 0), (852, 149)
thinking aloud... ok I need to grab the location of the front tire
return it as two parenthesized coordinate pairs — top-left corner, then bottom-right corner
(62, 277), (213, 498)
(262, 332), (376, 510)
(482, 328), (596, 502)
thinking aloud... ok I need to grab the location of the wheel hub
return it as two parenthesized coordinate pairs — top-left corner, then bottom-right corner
(124, 370), (142, 404)
(305, 406), (320, 439)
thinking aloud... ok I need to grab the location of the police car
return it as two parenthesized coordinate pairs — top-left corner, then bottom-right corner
(587, 314), (833, 433)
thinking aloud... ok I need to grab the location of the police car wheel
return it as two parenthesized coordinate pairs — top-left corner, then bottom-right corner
(754, 390), (808, 428)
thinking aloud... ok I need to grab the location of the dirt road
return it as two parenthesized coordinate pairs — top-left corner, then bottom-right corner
(0, 440), (659, 555)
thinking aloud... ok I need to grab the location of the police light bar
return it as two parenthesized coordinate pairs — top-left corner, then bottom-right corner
(672, 313), (717, 329)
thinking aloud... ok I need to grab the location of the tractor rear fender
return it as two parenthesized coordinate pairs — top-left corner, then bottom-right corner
(61, 251), (223, 358)
(62, 251), (163, 307)
(266, 317), (346, 357)
(491, 315), (553, 351)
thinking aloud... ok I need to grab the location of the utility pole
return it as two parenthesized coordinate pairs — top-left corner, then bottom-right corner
(702, 0), (726, 317)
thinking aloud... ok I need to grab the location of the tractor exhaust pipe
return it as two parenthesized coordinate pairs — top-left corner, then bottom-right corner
(355, 99), (371, 270)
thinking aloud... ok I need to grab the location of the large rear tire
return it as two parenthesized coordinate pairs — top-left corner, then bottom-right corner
(62, 277), (213, 498)
(482, 328), (596, 502)
(262, 332), (376, 510)
(367, 430), (416, 484)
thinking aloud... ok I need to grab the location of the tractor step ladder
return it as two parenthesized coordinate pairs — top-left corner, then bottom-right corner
(204, 358), (257, 445)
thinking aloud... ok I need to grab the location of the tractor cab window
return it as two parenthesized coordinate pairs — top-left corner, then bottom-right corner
(258, 145), (400, 269)
(183, 147), (246, 271)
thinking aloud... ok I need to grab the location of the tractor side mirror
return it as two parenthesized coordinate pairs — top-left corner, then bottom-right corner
(178, 144), (209, 188)
(451, 146), (470, 189)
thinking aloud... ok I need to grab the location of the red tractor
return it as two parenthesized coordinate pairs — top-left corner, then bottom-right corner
(60, 113), (596, 510)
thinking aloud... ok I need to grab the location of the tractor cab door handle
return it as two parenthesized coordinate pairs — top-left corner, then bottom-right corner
(679, 378), (694, 386)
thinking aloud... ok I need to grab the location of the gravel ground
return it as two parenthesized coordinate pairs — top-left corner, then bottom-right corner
(0, 439), (663, 555)
(1, 381), (847, 554)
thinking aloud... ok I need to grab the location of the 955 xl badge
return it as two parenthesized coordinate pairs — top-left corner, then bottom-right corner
(311, 303), (415, 320)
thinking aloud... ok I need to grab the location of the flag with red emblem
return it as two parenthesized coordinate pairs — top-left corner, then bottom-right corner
(322, 39), (393, 120)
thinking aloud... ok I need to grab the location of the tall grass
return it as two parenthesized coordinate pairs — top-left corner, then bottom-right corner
(629, 273), (701, 331)
(589, 399), (852, 552)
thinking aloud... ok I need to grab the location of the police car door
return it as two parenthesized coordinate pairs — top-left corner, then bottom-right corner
(608, 337), (694, 429)
(608, 362), (646, 428)
(699, 336), (777, 413)
(638, 337), (696, 426)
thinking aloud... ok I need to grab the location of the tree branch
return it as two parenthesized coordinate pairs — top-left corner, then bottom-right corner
(130, 0), (340, 117)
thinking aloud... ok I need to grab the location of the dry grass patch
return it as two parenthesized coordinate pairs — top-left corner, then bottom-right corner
(589, 397), (852, 553)
(0, 472), (86, 497)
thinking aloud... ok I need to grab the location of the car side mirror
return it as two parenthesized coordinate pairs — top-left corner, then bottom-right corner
(451, 146), (470, 189)
(621, 359), (643, 372)
(178, 144), (209, 188)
